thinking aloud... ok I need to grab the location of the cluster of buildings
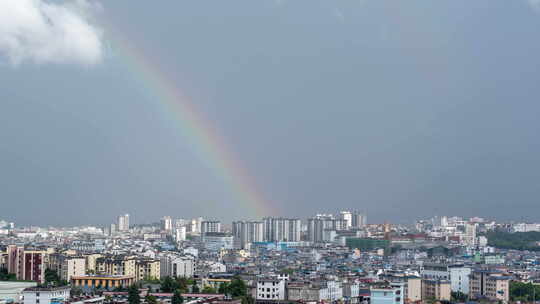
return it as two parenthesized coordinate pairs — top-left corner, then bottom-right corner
(1, 213), (540, 304)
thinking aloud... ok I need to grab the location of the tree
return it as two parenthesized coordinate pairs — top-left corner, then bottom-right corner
(145, 295), (157, 304)
(280, 269), (294, 276)
(510, 281), (540, 302)
(241, 295), (254, 304)
(228, 276), (247, 298)
(128, 285), (141, 304)
(202, 286), (217, 294)
(161, 276), (178, 293)
(172, 289), (184, 304)
(218, 282), (230, 295)
(176, 278), (189, 293)
(0, 268), (16, 281)
(70, 286), (83, 297)
(192, 282), (200, 293)
(44, 269), (62, 286)
(451, 291), (468, 302)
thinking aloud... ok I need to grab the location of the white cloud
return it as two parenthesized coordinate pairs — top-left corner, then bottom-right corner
(0, 0), (103, 66)
(529, 0), (540, 12)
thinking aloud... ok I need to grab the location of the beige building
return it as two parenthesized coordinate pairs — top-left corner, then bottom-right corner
(135, 259), (160, 281)
(96, 256), (159, 281)
(71, 275), (135, 289)
(470, 270), (510, 303)
(422, 280), (451, 301)
(48, 254), (86, 281)
(60, 257), (86, 282)
(84, 253), (102, 274)
(406, 276), (422, 302)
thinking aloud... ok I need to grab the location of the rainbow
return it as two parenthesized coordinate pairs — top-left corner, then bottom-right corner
(108, 30), (276, 219)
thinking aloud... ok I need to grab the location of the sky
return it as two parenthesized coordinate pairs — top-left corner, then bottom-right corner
(1, 0), (540, 226)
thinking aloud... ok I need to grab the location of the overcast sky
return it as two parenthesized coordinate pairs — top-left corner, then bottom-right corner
(1, 0), (540, 226)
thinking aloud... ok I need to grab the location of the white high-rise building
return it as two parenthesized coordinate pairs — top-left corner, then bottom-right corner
(117, 214), (130, 231)
(262, 217), (301, 242)
(161, 216), (173, 231)
(175, 227), (186, 242)
(174, 218), (188, 228)
(190, 217), (204, 234)
(159, 253), (194, 278)
(201, 221), (221, 235)
(232, 221), (264, 249)
(449, 265), (471, 294)
(308, 214), (351, 242)
(351, 212), (367, 228)
(340, 211), (353, 228)
(110, 223), (117, 235)
(462, 223), (477, 246)
(441, 216), (448, 227)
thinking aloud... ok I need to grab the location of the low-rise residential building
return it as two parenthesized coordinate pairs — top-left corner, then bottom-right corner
(71, 275), (135, 290)
(0, 281), (37, 303)
(422, 280), (451, 301)
(49, 254), (86, 282)
(370, 283), (404, 304)
(22, 286), (70, 304)
(256, 278), (286, 301)
(96, 255), (159, 281)
(470, 270), (510, 303)
(421, 263), (449, 281)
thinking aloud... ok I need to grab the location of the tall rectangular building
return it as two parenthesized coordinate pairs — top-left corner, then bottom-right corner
(201, 221), (221, 235)
(351, 212), (367, 228)
(161, 216), (173, 231)
(7, 246), (46, 283)
(117, 214), (130, 231)
(262, 217), (301, 242)
(232, 221), (264, 249)
(307, 215), (347, 242)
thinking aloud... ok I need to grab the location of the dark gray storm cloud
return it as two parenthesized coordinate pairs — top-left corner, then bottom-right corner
(1, 0), (540, 226)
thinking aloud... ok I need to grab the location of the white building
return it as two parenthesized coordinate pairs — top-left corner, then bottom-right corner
(171, 257), (194, 278)
(202, 233), (233, 251)
(256, 278), (286, 301)
(262, 217), (301, 242)
(232, 221), (264, 249)
(319, 281), (343, 302)
(421, 263), (450, 280)
(183, 247), (198, 258)
(0, 282), (37, 303)
(513, 223), (540, 232)
(449, 265), (471, 294)
(340, 211), (353, 228)
(22, 287), (70, 304)
(203, 261), (226, 273)
(117, 214), (130, 231)
(160, 253), (194, 278)
(59, 257), (86, 282)
(370, 283), (404, 304)
(161, 216), (173, 231)
(201, 221), (221, 235)
(175, 227), (186, 242)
